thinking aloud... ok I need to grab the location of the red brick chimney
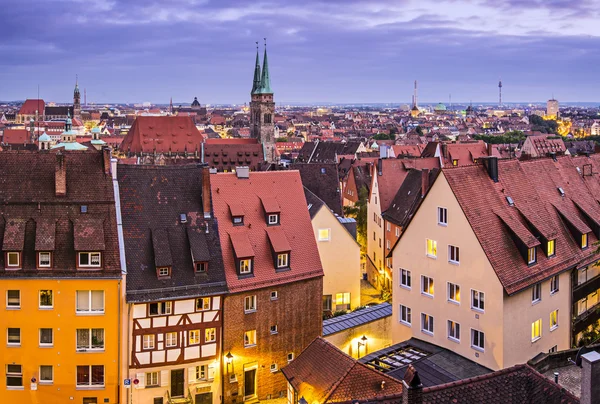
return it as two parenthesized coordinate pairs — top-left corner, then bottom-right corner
(102, 147), (111, 175)
(401, 364), (423, 404)
(202, 165), (211, 219)
(421, 169), (430, 198)
(55, 153), (67, 196)
(487, 142), (494, 157)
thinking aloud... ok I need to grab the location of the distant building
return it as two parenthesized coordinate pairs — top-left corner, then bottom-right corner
(250, 46), (277, 162)
(547, 99), (559, 118)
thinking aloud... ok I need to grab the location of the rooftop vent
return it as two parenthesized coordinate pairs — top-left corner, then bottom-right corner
(558, 187), (565, 197)
(506, 196), (514, 207)
(180, 214), (188, 223)
(236, 166), (250, 179)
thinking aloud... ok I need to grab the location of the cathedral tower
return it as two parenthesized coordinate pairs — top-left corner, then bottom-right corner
(73, 75), (81, 120)
(250, 41), (276, 163)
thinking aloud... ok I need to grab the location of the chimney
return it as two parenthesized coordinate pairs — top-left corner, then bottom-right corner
(487, 142), (493, 157)
(55, 152), (67, 196)
(441, 143), (448, 160)
(377, 159), (383, 176)
(421, 169), (430, 197)
(581, 351), (600, 404)
(110, 158), (118, 180)
(379, 145), (388, 159)
(102, 147), (111, 175)
(483, 157), (499, 182)
(202, 165), (211, 219)
(236, 166), (250, 179)
(401, 365), (423, 404)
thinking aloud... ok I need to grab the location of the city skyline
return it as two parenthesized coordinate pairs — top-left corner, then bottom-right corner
(2, 0), (600, 104)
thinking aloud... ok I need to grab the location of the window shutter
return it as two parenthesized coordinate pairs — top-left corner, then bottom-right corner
(160, 370), (169, 387)
(136, 372), (145, 389)
(208, 365), (215, 380)
(188, 367), (196, 384)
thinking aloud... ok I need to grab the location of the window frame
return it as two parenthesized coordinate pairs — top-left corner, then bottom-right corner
(165, 332), (177, 348)
(146, 371), (159, 387)
(421, 275), (434, 297)
(447, 282), (461, 304)
(195, 297), (210, 311)
(76, 365), (105, 388)
(39, 365), (53, 384)
(448, 320), (461, 342)
(7, 327), (21, 346)
(471, 329), (485, 351)
(400, 269), (411, 290)
(437, 207), (448, 226)
(244, 330), (257, 347)
(244, 295), (257, 313)
(267, 214), (279, 225)
(39, 328), (53, 347)
(550, 275), (559, 294)
(6, 251), (21, 268)
(6, 364), (23, 389)
(6, 290), (20, 309)
(39, 290), (53, 309)
(399, 304), (412, 326)
(426, 239), (437, 258)
(582, 233), (588, 249)
(143, 334), (155, 350)
(270, 291), (279, 300)
(527, 247), (537, 265)
(421, 313), (434, 336)
(205, 327), (216, 343)
(270, 324), (278, 334)
(318, 228), (331, 241)
(471, 289), (485, 312)
(148, 301), (172, 316)
(448, 245), (460, 264)
(532, 283), (542, 304)
(195, 261), (208, 273)
(239, 258), (252, 274)
(157, 266), (171, 278)
(547, 239), (555, 257)
(76, 328), (105, 351)
(276, 253), (289, 269)
(78, 252), (102, 268)
(38, 251), (52, 268)
(189, 330), (201, 345)
(531, 319), (542, 342)
(550, 309), (559, 331)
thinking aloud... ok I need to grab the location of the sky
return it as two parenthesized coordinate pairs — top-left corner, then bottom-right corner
(1, 0), (600, 104)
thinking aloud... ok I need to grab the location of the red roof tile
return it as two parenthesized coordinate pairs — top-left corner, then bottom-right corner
(119, 116), (203, 154)
(18, 99), (45, 116)
(266, 227), (291, 253)
(2, 219), (26, 251)
(2, 129), (30, 144)
(229, 231), (255, 258)
(74, 218), (106, 251)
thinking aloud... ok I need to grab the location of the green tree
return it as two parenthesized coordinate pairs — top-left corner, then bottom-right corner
(343, 185), (368, 254)
(415, 126), (424, 135)
(373, 133), (393, 140)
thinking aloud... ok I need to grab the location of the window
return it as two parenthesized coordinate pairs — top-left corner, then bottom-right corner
(421, 275), (434, 297)
(149, 301), (171, 316)
(39, 290), (53, 308)
(143, 334), (155, 350)
(189, 330), (200, 345)
(532, 283), (541, 303)
(244, 295), (257, 313)
(76, 365), (104, 387)
(6, 364), (22, 388)
(395, 227), (400, 237)
(195, 262), (208, 273)
(157, 267), (171, 278)
(7, 328), (20, 345)
(426, 239), (437, 258)
(196, 297), (210, 311)
(76, 329), (105, 350)
(527, 247), (536, 264)
(270, 291), (278, 300)
(277, 253), (289, 268)
(471, 290), (485, 311)
(318, 228), (330, 241)
(39, 365), (53, 384)
(421, 313), (434, 335)
(550, 310), (558, 330)
(239, 259), (252, 274)
(270, 363), (278, 373)
(233, 216), (244, 225)
(195, 365), (207, 381)
(322, 295), (332, 311)
(287, 353), (294, 362)
(471, 329), (485, 351)
(448, 283), (460, 304)
(205, 328), (216, 343)
(549, 345), (558, 353)
(452, 159), (458, 166)
(582, 233), (588, 249)
(386, 222), (390, 232)
(386, 240), (390, 250)
(268, 214), (279, 225)
(244, 330), (257, 347)
(6, 252), (20, 268)
(270, 325), (278, 334)
(78, 252), (101, 268)
(448, 320), (460, 342)
(146, 371), (159, 387)
(448, 245), (460, 264)
(550, 276), (559, 294)
(335, 292), (351, 311)
(532, 319), (542, 341)
(76, 290), (104, 314)
(399, 305), (411, 325)
(438, 207), (447, 225)
(39, 252), (51, 268)
(39, 328), (53, 346)
(7, 290), (20, 308)
(547, 240), (555, 257)
(165, 332), (177, 347)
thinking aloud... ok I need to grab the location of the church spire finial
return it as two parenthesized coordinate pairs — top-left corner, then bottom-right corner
(259, 38), (273, 94)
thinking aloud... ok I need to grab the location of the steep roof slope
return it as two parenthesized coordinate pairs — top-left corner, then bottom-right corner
(119, 116), (203, 154)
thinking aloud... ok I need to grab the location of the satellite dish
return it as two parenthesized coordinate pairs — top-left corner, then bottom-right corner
(575, 346), (592, 367)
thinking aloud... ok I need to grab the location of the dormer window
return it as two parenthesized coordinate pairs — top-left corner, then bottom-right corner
(452, 159), (458, 166)
(6, 252), (21, 269)
(239, 259), (252, 274)
(582, 233), (588, 249)
(547, 240), (556, 257)
(527, 247), (536, 265)
(268, 214), (280, 225)
(277, 253), (289, 269)
(233, 216), (244, 226)
(78, 252), (101, 268)
(38, 252), (52, 269)
(157, 266), (171, 278)
(195, 262), (208, 273)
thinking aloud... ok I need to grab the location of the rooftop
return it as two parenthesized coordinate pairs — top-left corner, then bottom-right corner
(323, 303), (392, 336)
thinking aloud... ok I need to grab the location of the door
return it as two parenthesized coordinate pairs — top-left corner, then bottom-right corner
(195, 393), (212, 404)
(171, 369), (184, 397)
(244, 368), (257, 399)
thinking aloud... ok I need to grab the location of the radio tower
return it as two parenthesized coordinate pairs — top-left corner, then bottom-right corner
(84, 88), (87, 106)
(498, 78), (503, 107)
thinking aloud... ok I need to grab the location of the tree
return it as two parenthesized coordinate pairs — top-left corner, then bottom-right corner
(343, 185), (368, 254)
(373, 133), (393, 140)
(415, 126), (424, 135)
(276, 137), (288, 142)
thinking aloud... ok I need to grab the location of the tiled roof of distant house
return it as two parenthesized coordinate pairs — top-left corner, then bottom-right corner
(292, 163), (343, 216)
(2, 129), (30, 145)
(203, 138), (265, 172)
(297, 141), (363, 163)
(520, 134), (566, 159)
(18, 99), (45, 115)
(119, 116), (203, 154)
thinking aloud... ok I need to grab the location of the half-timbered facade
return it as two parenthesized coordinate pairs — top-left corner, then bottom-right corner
(119, 164), (227, 404)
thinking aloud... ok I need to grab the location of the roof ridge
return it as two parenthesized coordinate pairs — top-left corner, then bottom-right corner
(422, 363), (529, 393)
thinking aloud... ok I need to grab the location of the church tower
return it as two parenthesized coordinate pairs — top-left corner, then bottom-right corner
(73, 75), (81, 120)
(250, 41), (276, 163)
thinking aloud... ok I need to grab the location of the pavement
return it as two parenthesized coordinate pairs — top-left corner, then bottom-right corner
(360, 279), (385, 306)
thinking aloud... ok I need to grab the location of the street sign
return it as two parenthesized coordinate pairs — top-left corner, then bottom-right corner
(124, 378), (131, 389)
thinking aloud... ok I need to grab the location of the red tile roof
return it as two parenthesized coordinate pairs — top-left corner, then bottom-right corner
(266, 227), (291, 253)
(18, 99), (45, 116)
(2, 129), (30, 144)
(229, 231), (255, 258)
(119, 116), (203, 154)
(211, 171), (323, 293)
(442, 140), (489, 166)
(521, 135), (566, 158)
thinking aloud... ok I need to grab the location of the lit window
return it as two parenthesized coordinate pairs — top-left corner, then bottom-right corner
(448, 245), (460, 264)
(547, 240), (555, 257)
(76, 328), (104, 350)
(527, 247), (536, 264)
(39, 328), (53, 347)
(244, 330), (257, 347)
(335, 292), (351, 311)
(471, 289), (485, 311)
(532, 319), (542, 341)
(39, 365), (53, 384)
(277, 253), (289, 268)
(39, 290), (53, 308)
(195, 365), (207, 381)
(322, 295), (332, 312)
(550, 276), (559, 294)
(438, 207), (448, 225)
(471, 329), (485, 351)
(146, 372), (159, 387)
(426, 239), (437, 258)
(149, 301), (171, 316)
(582, 233), (588, 249)
(6, 252), (20, 268)
(452, 159), (458, 166)
(270, 325), (278, 334)
(239, 259), (252, 274)
(448, 320), (460, 342)
(6, 364), (23, 388)
(268, 214), (279, 225)
(205, 328), (216, 342)
(448, 282), (460, 303)
(165, 332), (177, 347)
(143, 334), (155, 350)
(421, 275), (434, 297)
(76, 290), (105, 314)
(318, 229), (330, 241)
(196, 297), (210, 311)
(550, 310), (558, 330)
(244, 295), (257, 313)
(532, 283), (541, 303)
(400, 269), (411, 289)
(6, 290), (20, 308)
(78, 252), (101, 268)
(157, 267), (170, 278)
(7, 328), (21, 345)
(421, 313), (434, 335)
(76, 365), (104, 387)
(189, 330), (200, 345)
(399, 305), (411, 325)
(38, 252), (51, 268)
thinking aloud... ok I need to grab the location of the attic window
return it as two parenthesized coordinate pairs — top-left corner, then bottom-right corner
(38, 252), (52, 268)
(452, 159), (458, 166)
(233, 216), (244, 226)
(195, 262), (208, 273)
(320, 168), (326, 174)
(157, 266), (171, 278)
(277, 253), (289, 269)
(180, 214), (188, 224)
(239, 259), (252, 274)
(527, 247), (536, 265)
(547, 240), (555, 257)
(582, 233), (588, 249)
(78, 252), (101, 268)
(268, 214), (280, 225)
(6, 252), (21, 269)
(557, 187), (565, 197)
(506, 196), (514, 207)
(80, 205), (88, 213)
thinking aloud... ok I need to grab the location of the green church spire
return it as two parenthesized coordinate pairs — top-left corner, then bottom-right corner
(259, 38), (272, 94)
(251, 42), (262, 95)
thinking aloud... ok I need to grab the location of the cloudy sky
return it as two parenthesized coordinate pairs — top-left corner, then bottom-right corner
(1, 0), (599, 104)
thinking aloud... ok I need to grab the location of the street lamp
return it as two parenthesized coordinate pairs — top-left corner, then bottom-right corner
(357, 335), (368, 357)
(225, 351), (234, 372)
